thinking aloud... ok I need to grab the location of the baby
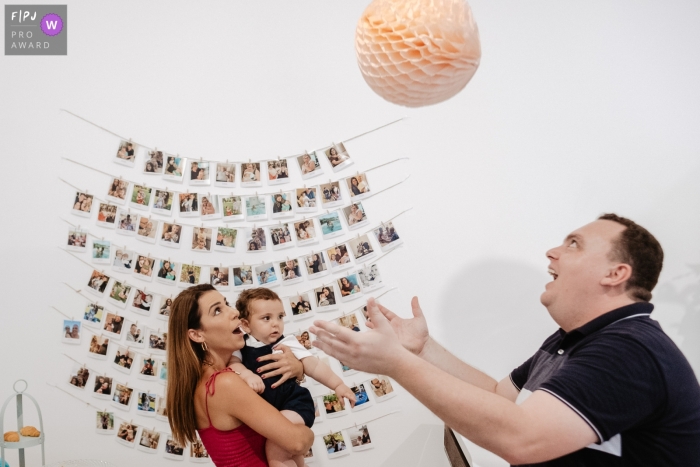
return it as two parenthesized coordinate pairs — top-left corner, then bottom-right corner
(228, 288), (355, 467)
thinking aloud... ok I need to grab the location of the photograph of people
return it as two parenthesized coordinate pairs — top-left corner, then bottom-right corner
(153, 189), (173, 212)
(72, 191), (93, 216)
(114, 140), (136, 166)
(116, 421), (138, 445)
(369, 376), (395, 399)
(294, 219), (317, 243)
(113, 347), (135, 369)
(96, 411), (114, 432)
(221, 195), (243, 219)
(192, 227), (212, 251)
(160, 223), (182, 246)
(343, 202), (368, 228)
(314, 286), (336, 308)
(69, 366), (90, 389)
(295, 186), (317, 211)
(304, 252), (327, 276)
(254, 263), (277, 285)
(319, 210), (343, 237)
(267, 159), (289, 182)
(310, 215), (700, 465)
(87, 270), (110, 295)
(326, 244), (351, 269)
(349, 425), (372, 450)
(166, 285), (314, 465)
(106, 178), (129, 203)
(346, 173), (370, 197)
(125, 324), (144, 345)
(214, 162), (236, 187)
(189, 160), (210, 184)
(323, 431), (348, 457)
(233, 266), (253, 286)
(289, 294), (312, 317)
(337, 275), (361, 297)
(297, 152), (321, 178)
(242, 162), (261, 183)
(324, 143), (351, 170)
(373, 222), (401, 250)
(200, 195), (218, 217)
(164, 156), (185, 180)
(280, 259), (302, 282)
(179, 266), (201, 287)
(97, 203), (118, 226)
(271, 192), (293, 217)
(143, 149), (164, 174)
(247, 227), (267, 252)
(67, 229), (87, 249)
(130, 185), (152, 209)
(320, 181), (342, 206)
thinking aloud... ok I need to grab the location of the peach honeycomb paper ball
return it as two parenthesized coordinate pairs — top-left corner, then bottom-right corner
(356, 0), (481, 107)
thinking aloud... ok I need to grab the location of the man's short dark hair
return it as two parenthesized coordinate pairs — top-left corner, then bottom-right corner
(598, 213), (664, 302)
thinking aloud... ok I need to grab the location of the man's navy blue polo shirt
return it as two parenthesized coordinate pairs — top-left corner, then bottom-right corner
(510, 302), (700, 466)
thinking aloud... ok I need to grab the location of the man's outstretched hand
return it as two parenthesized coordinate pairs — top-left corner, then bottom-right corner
(368, 296), (429, 356)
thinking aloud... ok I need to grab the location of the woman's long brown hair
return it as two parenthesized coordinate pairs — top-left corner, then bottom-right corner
(167, 284), (215, 446)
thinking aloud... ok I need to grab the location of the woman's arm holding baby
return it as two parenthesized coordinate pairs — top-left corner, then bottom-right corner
(227, 355), (265, 394)
(302, 356), (356, 407)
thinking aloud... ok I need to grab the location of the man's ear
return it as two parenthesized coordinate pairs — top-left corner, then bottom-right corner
(188, 328), (204, 343)
(601, 263), (633, 288)
(240, 318), (252, 334)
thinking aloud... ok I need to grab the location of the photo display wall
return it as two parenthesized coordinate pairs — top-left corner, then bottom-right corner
(56, 116), (408, 463)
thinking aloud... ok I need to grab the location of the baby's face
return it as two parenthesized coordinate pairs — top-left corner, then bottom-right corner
(242, 299), (286, 345)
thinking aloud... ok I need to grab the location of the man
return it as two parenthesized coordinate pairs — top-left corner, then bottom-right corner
(190, 161), (199, 181)
(311, 214), (700, 465)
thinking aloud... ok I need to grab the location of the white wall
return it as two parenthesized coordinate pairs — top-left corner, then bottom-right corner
(1, 1), (699, 466)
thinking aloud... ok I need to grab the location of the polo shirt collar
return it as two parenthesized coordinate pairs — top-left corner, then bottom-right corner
(559, 301), (654, 348)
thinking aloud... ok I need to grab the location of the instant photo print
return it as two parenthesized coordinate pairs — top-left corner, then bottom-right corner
(137, 427), (161, 453)
(319, 210), (344, 239)
(133, 255), (156, 281)
(136, 217), (159, 244)
(68, 364), (90, 390)
(324, 142), (353, 172)
(147, 330), (167, 354)
(115, 421), (139, 447)
(137, 357), (158, 382)
(129, 184), (152, 210)
(112, 346), (136, 373)
(295, 187), (318, 213)
(303, 251), (328, 278)
(270, 223), (294, 251)
(96, 411), (115, 434)
(72, 191), (94, 217)
(143, 150), (164, 174)
(245, 195), (267, 221)
(114, 140), (138, 167)
(319, 181), (343, 208)
(321, 394), (347, 420)
(357, 263), (383, 291)
(86, 270), (110, 296)
(346, 172), (370, 199)
(214, 227), (238, 252)
(343, 202), (369, 229)
(152, 189), (174, 216)
(178, 192), (200, 218)
(130, 288), (154, 315)
(164, 436), (186, 460)
(334, 312), (362, 332)
(368, 376), (396, 402)
(156, 394), (168, 421)
(67, 229), (87, 251)
(82, 303), (105, 328)
(125, 323), (146, 347)
(163, 156), (186, 182)
(337, 274), (363, 301)
(279, 259), (303, 285)
(288, 294), (314, 321)
(209, 266), (230, 290)
(294, 219), (318, 246)
(87, 335), (110, 360)
(160, 223), (183, 248)
(247, 227), (268, 252)
(189, 160), (211, 185)
(323, 430), (350, 458)
(62, 320), (82, 344)
(349, 234), (376, 261)
(200, 194), (221, 220)
(158, 298), (173, 319)
(254, 262), (279, 287)
(267, 159), (290, 185)
(135, 390), (157, 415)
(96, 203), (118, 228)
(92, 375), (113, 400)
(270, 192), (294, 219)
(326, 244), (353, 271)
(214, 163), (236, 188)
(297, 152), (323, 180)
(115, 209), (138, 236)
(191, 227), (213, 252)
(107, 281), (131, 309)
(106, 178), (130, 205)
(313, 284), (339, 312)
(232, 265), (254, 289)
(221, 195), (244, 221)
(350, 383), (373, 411)
(92, 239), (111, 264)
(102, 312), (126, 338)
(240, 162), (262, 186)
(349, 424), (374, 451)
(373, 221), (403, 251)
(293, 329), (315, 353)
(178, 265), (202, 288)
(190, 438), (210, 462)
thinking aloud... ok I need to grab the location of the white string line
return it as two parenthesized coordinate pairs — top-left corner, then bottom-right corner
(59, 177), (110, 206)
(59, 109), (405, 163)
(315, 410), (401, 437)
(52, 305), (74, 320)
(58, 205), (409, 272)
(62, 352), (103, 376)
(46, 383), (171, 435)
(61, 156), (409, 200)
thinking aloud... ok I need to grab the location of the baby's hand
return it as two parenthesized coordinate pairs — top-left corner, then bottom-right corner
(234, 367), (264, 394)
(335, 383), (357, 408)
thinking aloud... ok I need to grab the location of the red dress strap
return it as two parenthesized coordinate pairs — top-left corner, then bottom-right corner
(204, 367), (234, 428)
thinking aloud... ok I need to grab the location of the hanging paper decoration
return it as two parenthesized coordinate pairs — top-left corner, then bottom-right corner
(355, 0), (481, 107)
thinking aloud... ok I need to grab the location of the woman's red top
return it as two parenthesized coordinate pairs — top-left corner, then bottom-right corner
(197, 368), (267, 466)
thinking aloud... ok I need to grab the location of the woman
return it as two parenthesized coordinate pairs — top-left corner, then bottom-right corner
(301, 154), (315, 174)
(167, 285), (312, 466)
(350, 177), (362, 196)
(243, 163), (259, 182)
(339, 277), (358, 296)
(201, 197), (216, 216)
(145, 161), (155, 173)
(159, 261), (172, 279)
(309, 254), (322, 274)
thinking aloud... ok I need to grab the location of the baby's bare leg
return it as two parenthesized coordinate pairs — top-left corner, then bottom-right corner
(266, 410), (306, 467)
